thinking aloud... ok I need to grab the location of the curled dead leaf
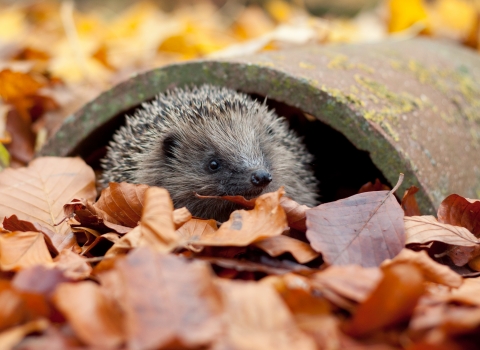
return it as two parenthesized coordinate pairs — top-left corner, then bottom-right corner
(405, 216), (479, 246)
(253, 235), (319, 263)
(438, 194), (480, 236)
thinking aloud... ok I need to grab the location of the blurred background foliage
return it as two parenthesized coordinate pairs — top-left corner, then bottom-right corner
(0, 0), (478, 167)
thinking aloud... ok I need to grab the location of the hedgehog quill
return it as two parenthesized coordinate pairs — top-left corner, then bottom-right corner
(100, 85), (318, 221)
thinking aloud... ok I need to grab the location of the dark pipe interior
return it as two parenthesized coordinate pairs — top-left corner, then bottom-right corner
(76, 92), (390, 203)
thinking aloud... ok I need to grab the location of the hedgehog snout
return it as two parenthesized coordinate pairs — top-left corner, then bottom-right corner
(251, 169), (272, 187)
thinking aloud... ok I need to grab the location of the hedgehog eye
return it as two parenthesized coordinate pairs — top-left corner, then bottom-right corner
(208, 160), (220, 172)
(266, 126), (275, 136)
(163, 135), (178, 159)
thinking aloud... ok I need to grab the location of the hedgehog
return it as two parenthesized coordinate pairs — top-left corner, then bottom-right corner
(100, 85), (318, 222)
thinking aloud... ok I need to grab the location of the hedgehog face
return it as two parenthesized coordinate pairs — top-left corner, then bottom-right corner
(160, 122), (275, 200)
(101, 84), (318, 221)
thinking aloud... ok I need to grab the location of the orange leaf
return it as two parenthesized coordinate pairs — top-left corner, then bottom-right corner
(438, 194), (480, 236)
(0, 231), (53, 271)
(183, 188), (287, 247)
(254, 235), (319, 263)
(346, 263), (425, 336)
(401, 185), (421, 216)
(111, 247), (223, 349)
(0, 157), (96, 251)
(214, 279), (316, 349)
(0, 69), (44, 101)
(279, 196), (309, 231)
(94, 182), (148, 228)
(53, 281), (124, 348)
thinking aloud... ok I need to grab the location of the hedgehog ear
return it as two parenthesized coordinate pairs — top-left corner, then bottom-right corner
(163, 134), (178, 159)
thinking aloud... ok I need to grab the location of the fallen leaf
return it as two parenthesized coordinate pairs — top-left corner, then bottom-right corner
(214, 279), (316, 350)
(279, 196), (310, 231)
(309, 265), (383, 311)
(405, 215), (479, 246)
(382, 249), (462, 288)
(53, 249), (91, 280)
(173, 207), (192, 229)
(63, 198), (131, 235)
(112, 247), (223, 350)
(176, 218), (218, 246)
(253, 235), (319, 263)
(0, 280), (27, 331)
(138, 187), (179, 252)
(2, 215), (59, 256)
(437, 194), (480, 236)
(94, 182), (148, 227)
(0, 69), (44, 101)
(0, 319), (49, 350)
(12, 265), (70, 296)
(306, 178), (405, 267)
(0, 157), (96, 251)
(358, 178), (390, 193)
(388, 0), (429, 33)
(183, 188), (287, 247)
(401, 185), (421, 216)
(5, 108), (35, 165)
(53, 281), (124, 348)
(0, 231), (53, 271)
(195, 193), (256, 209)
(346, 263), (425, 337)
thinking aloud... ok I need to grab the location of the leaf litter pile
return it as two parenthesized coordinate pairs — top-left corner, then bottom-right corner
(0, 157), (479, 349)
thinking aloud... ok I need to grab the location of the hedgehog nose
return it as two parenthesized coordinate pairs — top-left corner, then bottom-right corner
(251, 170), (272, 187)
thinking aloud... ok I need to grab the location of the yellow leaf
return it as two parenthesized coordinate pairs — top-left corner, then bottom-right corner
(427, 0), (477, 40)
(388, 0), (429, 33)
(265, 0), (293, 23)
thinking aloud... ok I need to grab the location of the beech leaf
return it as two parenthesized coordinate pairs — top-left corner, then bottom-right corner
(112, 247), (223, 350)
(214, 280), (316, 350)
(183, 188), (287, 247)
(94, 182), (149, 228)
(0, 231), (53, 271)
(253, 235), (319, 263)
(404, 216), (480, 246)
(306, 175), (405, 267)
(437, 194), (480, 236)
(401, 186), (421, 216)
(279, 197), (310, 232)
(0, 157), (96, 251)
(53, 281), (124, 348)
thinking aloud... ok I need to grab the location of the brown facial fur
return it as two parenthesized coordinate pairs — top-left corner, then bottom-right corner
(100, 85), (318, 221)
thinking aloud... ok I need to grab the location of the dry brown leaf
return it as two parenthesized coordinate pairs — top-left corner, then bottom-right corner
(138, 187), (179, 252)
(405, 215), (480, 246)
(306, 186), (405, 267)
(438, 194), (480, 236)
(53, 249), (92, 280)
(176, 218), (218, 245)
(94, 182), (148, 227)
(439, 278), (480, 306)
(309, 265), (383, 311)
(183, 188), (287, 247)
(213, 279), (316, 350)
(0, 280), (27, 331)
(53, 281), (124, 348)
(382, 249), (462, 288)
(0, 319), (49, 350)
(2, 215), (59, 256)
(358, 178), (390, 193)
(401, 185), (421, 216)
(0, 157), (96, 251)
(195, 193), (256, 209)
(253, 235), (319, 263)
(103, 226), (142, 259)
(12, 265), (70, 296)
(0, 231), (53, 271)
(63, 198), (132, 235)
(346, 263), (425, 337)
(279, 196), (310, 231)
(173, 207), (192, 229)
(112, 247), (223, 350)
